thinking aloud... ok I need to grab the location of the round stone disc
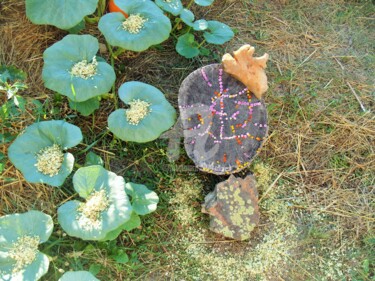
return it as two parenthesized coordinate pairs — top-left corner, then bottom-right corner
(178, 64), (268, 175)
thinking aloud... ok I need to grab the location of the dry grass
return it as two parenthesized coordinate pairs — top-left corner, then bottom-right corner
(0, 0), (374, 280)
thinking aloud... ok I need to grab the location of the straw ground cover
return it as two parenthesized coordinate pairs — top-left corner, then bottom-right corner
(1, 0), (374, 280)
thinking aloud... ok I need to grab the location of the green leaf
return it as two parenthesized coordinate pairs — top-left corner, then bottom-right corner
(0, 211), (53, 281)
(0, 210), (53, 243)
(67, 19), (86, 34)
(176, 33), (200, 58)
(193, 19), (208, 31)
(155, 0), (183, 16)
(89, 264), (102, 276)
(69, 97), (100, 116)
(99, 212), (141, 241)
(99, 225), (123, 241)
(194, 0), (214, 6)
(43, 35), (116, 102)
(199, 47), (211, 56)
(7, 120), (82, 187)
(180, 9), (195, 27)
(84, 151), (104, 167)
(111, 249), (129, 264)
(25, 0), (98, 30)
(108, 81), (176, 143)
(59, 271), (100, 281)
(0, 65), (26, 83)
(98, 0), (171, 52)
(13, 95), (26, 111)
(125, 183), (159, 215)
(203, 20), (234, 44)
(58, 166), (132, 241)
(122, 212), (141, 231)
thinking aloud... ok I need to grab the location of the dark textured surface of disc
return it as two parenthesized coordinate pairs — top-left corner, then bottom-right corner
(178, 64), (268, 175)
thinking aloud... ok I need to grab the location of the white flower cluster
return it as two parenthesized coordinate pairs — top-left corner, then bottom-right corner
(9, 235), (40, 273)
(122, 14), (148, 34)
(77, 189), (109, 231)
(35, 143), (64, 177)
(70, 56), (98, 79)
(126, 99), (152, 125)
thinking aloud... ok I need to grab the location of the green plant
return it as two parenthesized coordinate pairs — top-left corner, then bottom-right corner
(0, 65), (27, 119)
(158, 0), (234, 58)
(57, 165), (133, 241)
(58, 270), (100, 281)
(42, 35), (116, 116)
(98, 0), (172, 52)
(7, 120), (83, 187)
(0, 65), (27, 104)
(57, 165), (159, 241)
(25, 0), (99, 30)
(108, 81), (176, 143)
(0, 210), (53, 281)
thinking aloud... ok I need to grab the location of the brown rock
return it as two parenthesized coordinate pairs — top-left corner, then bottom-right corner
(202, 174), (259, 240)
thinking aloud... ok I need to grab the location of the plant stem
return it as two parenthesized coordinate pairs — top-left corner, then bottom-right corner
(106, 43), (116, 90)
(172, 0), (195, 33)
(171, 18), (182, 33)
(186, 0), (195, 9)
(113, 47), (126, 58)
(84, 16), (99, 24)
(197, 39), (206, 49)
(98, 0), (107, 17)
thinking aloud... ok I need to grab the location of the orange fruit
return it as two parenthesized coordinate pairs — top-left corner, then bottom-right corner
(108, 0), (128, 18)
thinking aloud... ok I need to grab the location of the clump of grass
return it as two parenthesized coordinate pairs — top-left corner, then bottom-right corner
(168, 176), (204, 226)
(160, 164), (300, 280)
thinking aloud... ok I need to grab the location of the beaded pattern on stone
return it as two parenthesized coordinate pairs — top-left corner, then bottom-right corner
(178, 64), (268, 175)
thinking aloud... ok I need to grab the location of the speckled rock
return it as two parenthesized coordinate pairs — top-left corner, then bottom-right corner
(202, 174), (259, 240)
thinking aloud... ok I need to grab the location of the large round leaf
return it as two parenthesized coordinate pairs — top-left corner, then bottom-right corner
(0, 211), (52, 281)
(43, 35), (116, 102)
(0, 211), (53, 245)
(155, 0), (183, 16)
(125, 183), (159, 215)
(98, 0), (171, 51)
(57, 166), (132, 241)
(7, 120), (82, 187)
(59, 271), (100, 281)
(0, 252), (50, 281)
(203, 20), (234, 45)
(25, 0), (98, 30)
(108, 81), (176, 143)
(176, 33), (200, 59)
